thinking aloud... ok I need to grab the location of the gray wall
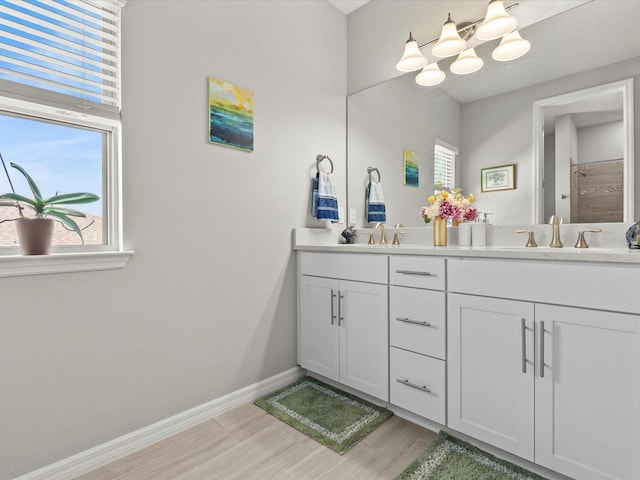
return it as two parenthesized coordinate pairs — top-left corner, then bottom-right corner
(0, 1), (347, 478)
(578, 121), (624, 164)
(461, 57), (640, 224)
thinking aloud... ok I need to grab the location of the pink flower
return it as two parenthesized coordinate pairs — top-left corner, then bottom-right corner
(464, 207), (478, 221)
(439, 201), (454, 219)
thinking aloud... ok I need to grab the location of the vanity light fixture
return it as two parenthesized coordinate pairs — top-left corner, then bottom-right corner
(431, 13), (467, 58)
(476, 0), (518, 41)
(396, 2), (529, 86)
(416, 62), (446, 86)
(492, 31), (531, 61)
(450, 48), (484, 75)
(396, 32), (427, 72)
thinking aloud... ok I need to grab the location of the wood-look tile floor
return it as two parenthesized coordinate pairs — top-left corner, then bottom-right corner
(75, 402), (436, 480)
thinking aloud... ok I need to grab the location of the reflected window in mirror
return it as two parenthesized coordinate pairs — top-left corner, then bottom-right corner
(434, 139), (458, 190)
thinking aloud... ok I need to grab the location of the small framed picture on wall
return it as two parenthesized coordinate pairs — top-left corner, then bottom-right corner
(481, 164), (516, 192)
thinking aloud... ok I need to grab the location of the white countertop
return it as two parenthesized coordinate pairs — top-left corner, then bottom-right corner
(293, 227), (640, 265)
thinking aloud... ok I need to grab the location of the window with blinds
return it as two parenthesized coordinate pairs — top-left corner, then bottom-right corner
(0, 0), (123, 114)
(0, 0), (125, 257)
(434, 141), (457, 190)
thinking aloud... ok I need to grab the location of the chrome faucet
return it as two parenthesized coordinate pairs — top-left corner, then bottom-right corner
(375, 222), (387, 245)
(549, 215), (563, 248)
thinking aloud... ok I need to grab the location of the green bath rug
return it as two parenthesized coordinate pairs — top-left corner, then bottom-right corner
(255, 377), (392, 454)
(396, 431), (548, 480)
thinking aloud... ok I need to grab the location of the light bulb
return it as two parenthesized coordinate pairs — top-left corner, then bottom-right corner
(431, 14), (467, 58)
(450, 48), (484, 75)
(476, 0), (517, 41)
(492, 31), (531, 62)
(416, 62), (446, 86)
(396, 32), (427, 72)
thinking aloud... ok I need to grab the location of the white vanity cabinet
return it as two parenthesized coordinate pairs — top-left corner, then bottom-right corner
(298, 252), (389, 401)
(448, 258), (640, 480)
(388, 256), (446, 424)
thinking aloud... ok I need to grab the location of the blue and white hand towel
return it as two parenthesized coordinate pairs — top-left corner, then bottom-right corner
(366, 181), (386, 223)
(312, 172), (339, 222)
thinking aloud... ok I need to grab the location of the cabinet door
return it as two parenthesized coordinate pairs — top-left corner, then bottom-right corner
(535, 305), (640, 480)
(448, 293), (535, 461)
(299, 275), (340, 382)
(339, 280), (389, 401)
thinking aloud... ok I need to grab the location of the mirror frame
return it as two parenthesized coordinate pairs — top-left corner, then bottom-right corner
(533, 78), (634, 224)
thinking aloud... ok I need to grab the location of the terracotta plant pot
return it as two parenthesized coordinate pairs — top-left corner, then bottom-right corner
(16, 217), (55, 255)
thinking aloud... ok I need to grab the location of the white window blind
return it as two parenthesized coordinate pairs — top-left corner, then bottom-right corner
(0, 0), (124, 113)
(434, 141), (457, 190)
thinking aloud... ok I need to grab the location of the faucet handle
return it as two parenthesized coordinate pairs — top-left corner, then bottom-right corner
(367, 232), (375, 245)
(574, 228), (602, 248)
(516, 229), (538, 247)
(392, 232), (405, 246)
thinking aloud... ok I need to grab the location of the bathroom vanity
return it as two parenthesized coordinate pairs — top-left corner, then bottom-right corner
(295, 229), (640, 480)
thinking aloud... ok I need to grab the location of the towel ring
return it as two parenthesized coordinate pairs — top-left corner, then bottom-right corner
(367, 167), (381, 183)
(316, 154), (334, 173)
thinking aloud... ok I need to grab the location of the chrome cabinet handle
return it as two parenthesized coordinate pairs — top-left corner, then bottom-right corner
(330, 289), (336, 325)
(395, 269), (433, 276)
(396, 378), (431, 393)
(521, 317), (527, 374)
(338, 291), (344, 326)
(396, 317), (431, 327)
(539, 321), (545, 378)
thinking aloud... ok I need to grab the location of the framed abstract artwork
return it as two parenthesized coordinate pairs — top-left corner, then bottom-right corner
(403, 148), (419, 187)
(208, 76), (254, 152)
(481, 164), (516, 192)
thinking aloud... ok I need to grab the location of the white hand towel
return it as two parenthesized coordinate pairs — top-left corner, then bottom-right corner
(366, 181), (386, 223)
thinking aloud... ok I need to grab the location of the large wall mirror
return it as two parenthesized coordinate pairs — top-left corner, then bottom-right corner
(347, 1), (640, 226)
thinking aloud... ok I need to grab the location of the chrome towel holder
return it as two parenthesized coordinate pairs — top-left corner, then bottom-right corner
(316, 154), (334, 173)
(367, 166), (381, 183)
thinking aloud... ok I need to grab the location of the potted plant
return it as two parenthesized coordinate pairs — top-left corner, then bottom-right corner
(0, 162), (99, 255)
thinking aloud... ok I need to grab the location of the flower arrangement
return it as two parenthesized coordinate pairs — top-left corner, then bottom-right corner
(420, 188), (477, 223)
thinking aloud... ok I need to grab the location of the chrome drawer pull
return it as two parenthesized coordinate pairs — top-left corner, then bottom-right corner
(395, 269), (433, 276)
(540, 321), (545, 378)
(521, 317), (527, 374)
(396, 317), (431, 327)
(396, 378), (431, 393)
(330, 289), (336, 325)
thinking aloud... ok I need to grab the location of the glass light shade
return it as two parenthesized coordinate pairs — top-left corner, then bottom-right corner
(450, 48), (484, 75)
(476, 0), (517, 41)
(431, 15), (466, 58)
(396, 33), (427, 72)
(492, 31), (531, 61)
(415, 62), (445, 86)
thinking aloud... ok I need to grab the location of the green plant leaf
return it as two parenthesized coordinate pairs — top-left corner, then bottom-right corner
(0, 193), (39, 210)
(43, 206), (87, 218)
(10, 162), (43, 203)
(47, 211), (83, 239)
(45, 192), (99, 205)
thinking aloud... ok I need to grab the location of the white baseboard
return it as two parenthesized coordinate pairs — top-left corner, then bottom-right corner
(16, 367), (305, 480)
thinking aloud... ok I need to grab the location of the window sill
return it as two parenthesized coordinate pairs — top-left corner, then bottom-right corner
(0, 250), (134, 277)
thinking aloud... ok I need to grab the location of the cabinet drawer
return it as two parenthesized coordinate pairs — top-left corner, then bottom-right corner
(390, 256), (445, 290)
(448, 258), (640, 314)
(390, 287), (445, 359)
(390, 347), (446, 424)
(299, 252), (387, 284)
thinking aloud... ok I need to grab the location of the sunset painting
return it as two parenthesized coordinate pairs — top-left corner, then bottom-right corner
(403, 148), (419, 187)
(208, 76), (254, 152)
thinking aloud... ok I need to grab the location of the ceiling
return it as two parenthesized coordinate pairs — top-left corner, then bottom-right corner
(327, 0), (369, 15)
